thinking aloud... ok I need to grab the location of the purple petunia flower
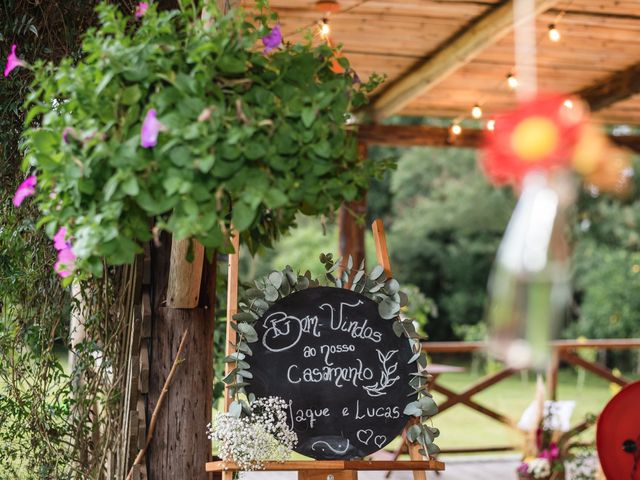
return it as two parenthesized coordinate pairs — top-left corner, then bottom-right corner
(135, 2), (149, 18)
(12, 175), (37, 207)
(54, 246), (76, 278)
(4, 44), (24, 77)
(141, 108), (164, 148)
(262, 25), (282, 54)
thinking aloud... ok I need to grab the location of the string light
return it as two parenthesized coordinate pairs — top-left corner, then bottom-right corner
(450, 123), (462, 136)
(563, 99), (574, 109)
(548, 24), (561, 42)
(487, 119), (496, 131)
(319, 18), (331, 39)
(507, 73), (519, 90)
(471, 104), (483, 119)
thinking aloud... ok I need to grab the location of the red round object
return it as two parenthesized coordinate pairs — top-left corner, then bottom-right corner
(597, 381), (640, 479)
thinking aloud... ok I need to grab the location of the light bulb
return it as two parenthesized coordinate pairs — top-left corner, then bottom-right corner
(487, 119), (496, 131)
(471, 104), (482, 119)
(451, 123), (462, 136)
(563, 99), (574, 109)
(507, 73), (518, 90)
(320, 19), (331, 39)
(548, 24), (561, 42)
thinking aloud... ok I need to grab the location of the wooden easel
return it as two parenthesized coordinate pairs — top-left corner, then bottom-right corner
(207, 220), (444, 479)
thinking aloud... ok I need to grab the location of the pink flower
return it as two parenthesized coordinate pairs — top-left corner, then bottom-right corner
(262, 25), (282, 54)
(141, 108), (164, 148)
(54, 247), (76, 278)
(12, 175), (37, 207)
(4, 44), (25, 77)
(135, 2), (149, 18)
(53, 227), (71, 251)
(539, 443), (560, 461)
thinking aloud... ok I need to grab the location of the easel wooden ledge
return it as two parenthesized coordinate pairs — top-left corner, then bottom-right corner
(206, 219), (445, 479)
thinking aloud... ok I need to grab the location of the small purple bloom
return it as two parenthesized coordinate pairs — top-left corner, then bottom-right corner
(141, 108), (163, 148)
(135, 2), (149, 18)
(4, 44), (24, 77)
(262, 25), (282, 54)
(54, 246), (76, 278)
(517, 462), (529, 475)
(12, 175), (37, 207)
(62, 127), (77, 144)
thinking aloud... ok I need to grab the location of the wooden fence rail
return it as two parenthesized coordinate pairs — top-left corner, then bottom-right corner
(386, 338), (640, 461)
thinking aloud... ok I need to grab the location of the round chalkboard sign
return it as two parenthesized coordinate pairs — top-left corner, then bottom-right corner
(247, 286), (414, 460)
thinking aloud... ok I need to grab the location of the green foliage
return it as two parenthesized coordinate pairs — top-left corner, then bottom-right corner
(22, 1), (382, 277)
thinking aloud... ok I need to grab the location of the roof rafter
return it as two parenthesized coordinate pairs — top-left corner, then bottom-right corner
(358, 123), (640, 153)
(366, 0), (560, 121)
(577, 63), (640, 112)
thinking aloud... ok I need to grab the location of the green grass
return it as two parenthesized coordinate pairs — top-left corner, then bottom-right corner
(430, 366), (624, 451)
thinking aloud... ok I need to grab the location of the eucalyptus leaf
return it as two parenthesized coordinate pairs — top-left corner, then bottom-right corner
(369, 265), (385, 281)
(403, 402), (422, 417)
(264, 284), (279, 302)
(228, 401), (242, 418)
(268, 271), (283, 289)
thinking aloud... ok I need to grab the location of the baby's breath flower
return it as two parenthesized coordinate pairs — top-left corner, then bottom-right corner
(208, 396), (297, 472)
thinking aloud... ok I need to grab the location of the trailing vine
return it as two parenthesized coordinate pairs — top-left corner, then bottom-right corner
(18, 0), (384, 280)
(223, 253), (440, 457)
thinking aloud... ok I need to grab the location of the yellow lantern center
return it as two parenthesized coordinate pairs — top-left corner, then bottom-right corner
(511, 116), (559, 162)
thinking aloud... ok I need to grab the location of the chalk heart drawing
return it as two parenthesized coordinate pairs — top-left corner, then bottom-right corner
(374, 435), (386, 449)
(357, 429), (373, 445)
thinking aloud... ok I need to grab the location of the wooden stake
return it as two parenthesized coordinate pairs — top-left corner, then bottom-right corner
(166, 238), (205, 308)
(371, 219), (428, 480)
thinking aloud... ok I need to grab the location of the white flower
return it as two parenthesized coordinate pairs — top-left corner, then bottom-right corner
(207, 396), (297, 471)
(527, 457), (551, 479)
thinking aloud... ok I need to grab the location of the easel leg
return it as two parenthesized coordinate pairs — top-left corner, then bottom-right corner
(300, 471), (357, 480)
(372, 220), (429, 480)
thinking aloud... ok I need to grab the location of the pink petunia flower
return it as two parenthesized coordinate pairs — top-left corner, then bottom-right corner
(53, 227), (71, 251)
(4, 44), (25, 77)
(140, 108), (164, 148)
(12, 175), (37, 207)
(262, 25), (282, 54)
(54, 246), (76, 278)
(135, 2), (149, 18)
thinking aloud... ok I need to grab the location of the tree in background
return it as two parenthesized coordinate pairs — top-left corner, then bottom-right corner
(385, 146), (514, 340)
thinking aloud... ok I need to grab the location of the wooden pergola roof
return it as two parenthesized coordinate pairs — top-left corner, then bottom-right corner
(258, 0), (640, 126)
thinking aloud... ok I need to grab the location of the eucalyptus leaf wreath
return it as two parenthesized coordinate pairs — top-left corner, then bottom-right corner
(223, 253), (440, 458)
(16, 0), (383, 280)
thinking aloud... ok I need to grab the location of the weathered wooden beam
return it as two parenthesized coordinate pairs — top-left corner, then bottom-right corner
(577, 63), (640, 112)
(358, 124), (640, 153)
(366, 0), (560, 121)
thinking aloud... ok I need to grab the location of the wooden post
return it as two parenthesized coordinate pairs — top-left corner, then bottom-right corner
(338, 142), (368, 274)
(371, 219), (428, 480)
(146, 233), (215, 480)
